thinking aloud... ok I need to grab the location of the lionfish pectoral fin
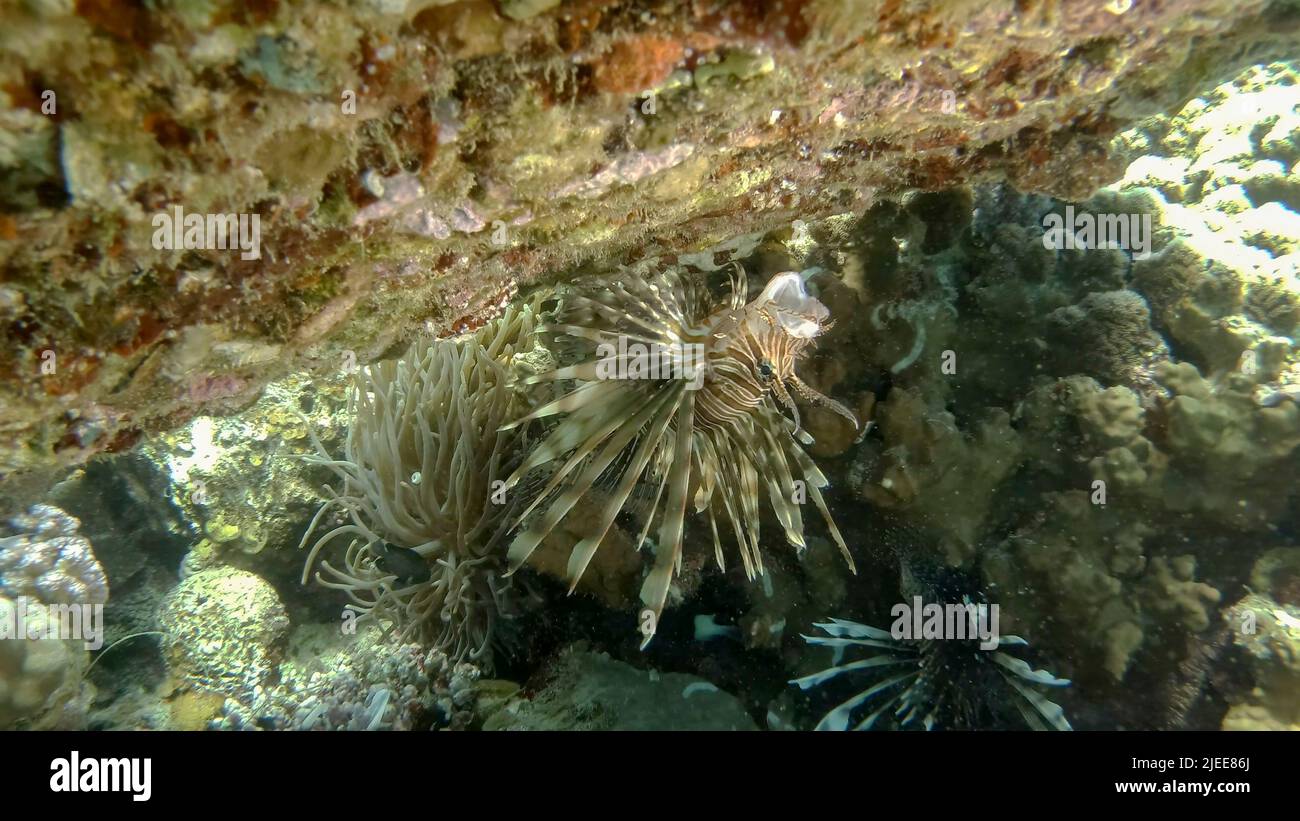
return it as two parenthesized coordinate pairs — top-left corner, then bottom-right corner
(509, 386), (654, 526)
(638, 393), (696, 645)
(506, 387), (673, 575)
(565, 388), (680, 593)
(503, 381), (638, 493)
(499, 379), (619, 433)
(522, 360), (606, 384)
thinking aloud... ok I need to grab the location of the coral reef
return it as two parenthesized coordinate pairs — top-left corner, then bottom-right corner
(0, 504), (103, 729)
(0, 15), (1296, 734)
(0, 593), (93, 729)
(776, 59), (1297, 726)
(208, 624), (481, 731)
(1218, 548), (1300, 730)
(139, 372), (353, 588)
(1105, 61), (1300, 389)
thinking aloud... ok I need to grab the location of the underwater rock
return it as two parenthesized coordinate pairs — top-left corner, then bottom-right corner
(527, 491), (645, 610)
(44, 456), (190, 644)
(2, 0), (1295, 474)
(483, 645), (756, 730)
(134, 372), (352, 612)
(206, 624), (480, 731)
(0, 593), (93, 729)
(156, 566), (290, 698)
(1221, 591), (1300, 730)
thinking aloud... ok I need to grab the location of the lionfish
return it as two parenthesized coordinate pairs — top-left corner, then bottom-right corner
(500, 266), (859, 645)
(791, 609), (1072, 731)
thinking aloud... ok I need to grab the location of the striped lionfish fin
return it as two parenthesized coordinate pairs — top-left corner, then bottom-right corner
(638, 391), (697, 647)
(506, 385), (673, 573)
(565, 384), (682, 590)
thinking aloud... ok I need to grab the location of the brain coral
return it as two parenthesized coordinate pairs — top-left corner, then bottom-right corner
(157, 566), (290, 697)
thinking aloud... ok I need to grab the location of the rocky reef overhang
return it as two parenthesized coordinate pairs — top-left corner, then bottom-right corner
(1, 0), (1296, 475)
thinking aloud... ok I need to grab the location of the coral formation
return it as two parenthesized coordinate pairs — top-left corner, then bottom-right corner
(208, 624), (481, 732)
(1107, 61), (1300, 390)
(1218, 548), (1300, 730)
(0, 593), (95, 729)
(0, 504), (103, 729)
(0, 10), (1296, 737)
(0, 504), (107, 606)
(141, 372), (353, 582)
(156, 566), (290, 698)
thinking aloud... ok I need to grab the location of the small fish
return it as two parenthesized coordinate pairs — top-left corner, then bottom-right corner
(374, 542), (431, 585)
(693, 614), (741, 643)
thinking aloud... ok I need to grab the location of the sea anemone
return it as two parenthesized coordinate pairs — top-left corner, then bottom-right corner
(500, 266), (859, 645)
(300, 303), (538, 666)
(790, 607), (1072, 731)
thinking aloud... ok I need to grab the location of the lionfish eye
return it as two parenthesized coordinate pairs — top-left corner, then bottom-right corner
(758, 361), (774, 380)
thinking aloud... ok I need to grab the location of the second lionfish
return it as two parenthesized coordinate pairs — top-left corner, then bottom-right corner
(502, 265), (860, 645)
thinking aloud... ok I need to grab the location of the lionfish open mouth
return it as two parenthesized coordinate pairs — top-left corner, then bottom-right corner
(501, 266), (859, 646)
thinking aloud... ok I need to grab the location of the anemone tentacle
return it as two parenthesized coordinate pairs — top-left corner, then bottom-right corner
(299, 303), (539, 667)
